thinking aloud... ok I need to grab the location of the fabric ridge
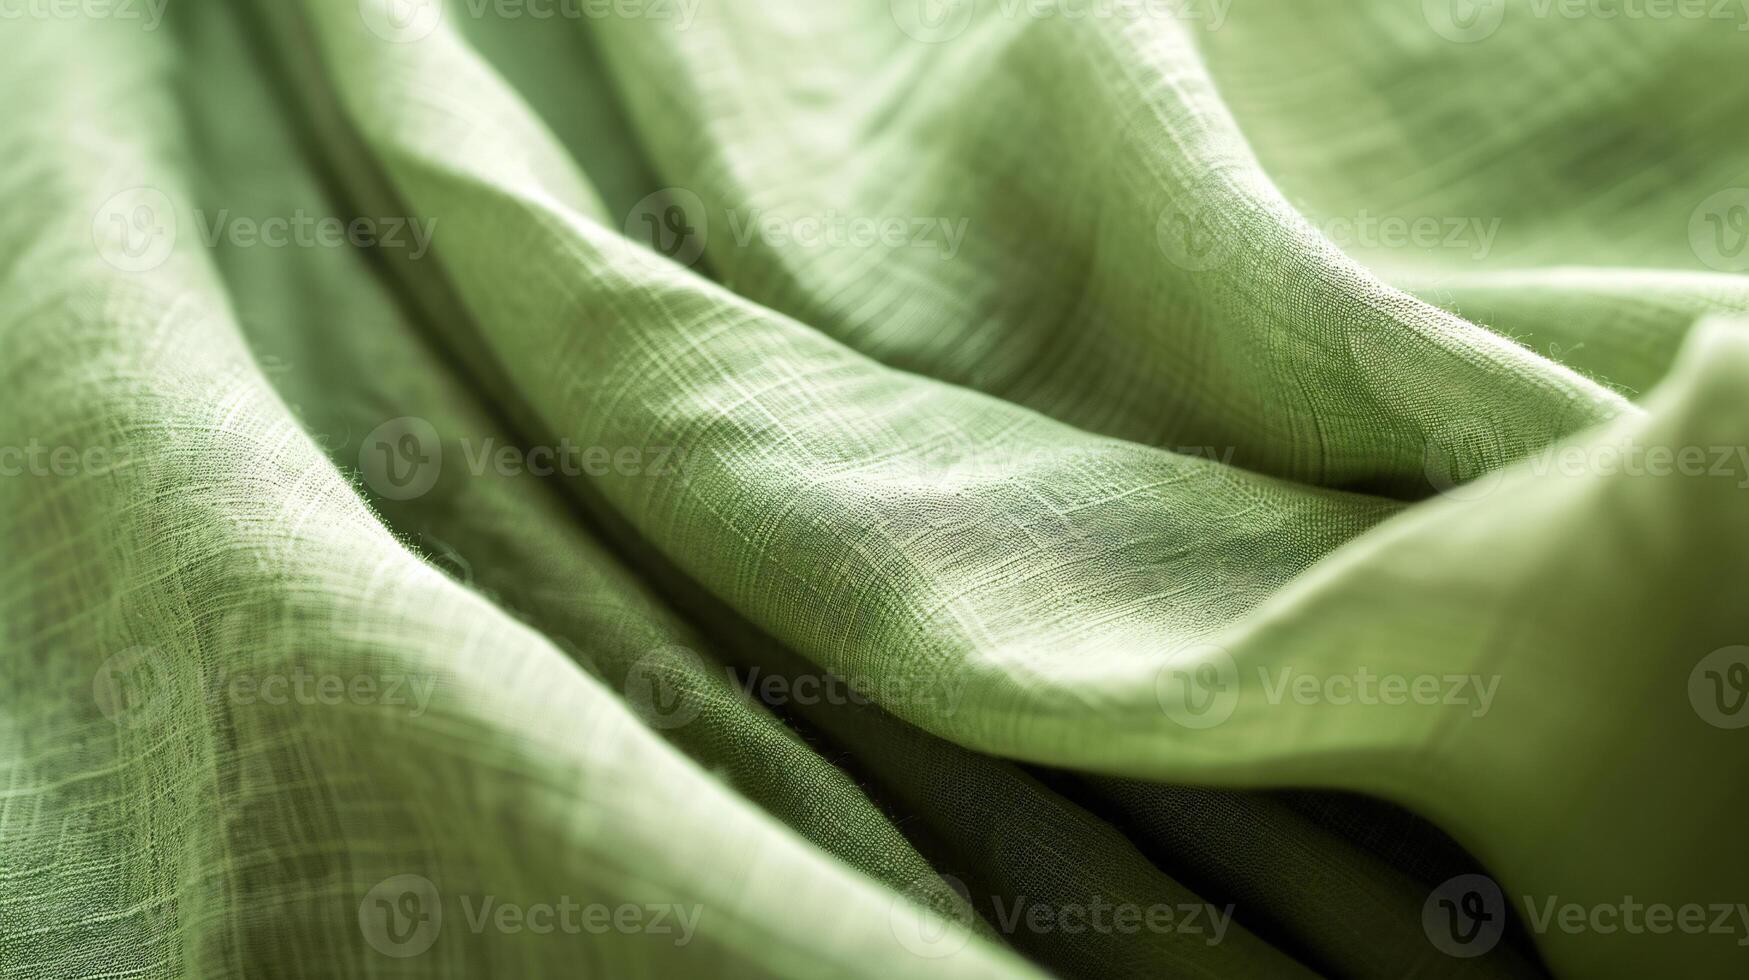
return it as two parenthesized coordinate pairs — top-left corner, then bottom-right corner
(2, 2), (1746, 978)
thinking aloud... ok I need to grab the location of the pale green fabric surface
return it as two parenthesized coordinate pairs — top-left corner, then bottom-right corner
(2, 2), (1746, 978)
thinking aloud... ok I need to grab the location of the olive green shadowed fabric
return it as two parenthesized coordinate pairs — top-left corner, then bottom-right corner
(2, 1), (1746, 978)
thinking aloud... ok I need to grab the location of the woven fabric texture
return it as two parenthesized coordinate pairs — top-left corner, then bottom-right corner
(3, 2), (1747, 977)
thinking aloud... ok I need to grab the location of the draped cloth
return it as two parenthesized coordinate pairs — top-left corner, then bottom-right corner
(3, 1), (1746, 977)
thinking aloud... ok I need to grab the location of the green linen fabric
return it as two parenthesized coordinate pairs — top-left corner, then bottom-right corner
(2, 1), (1747, 978)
